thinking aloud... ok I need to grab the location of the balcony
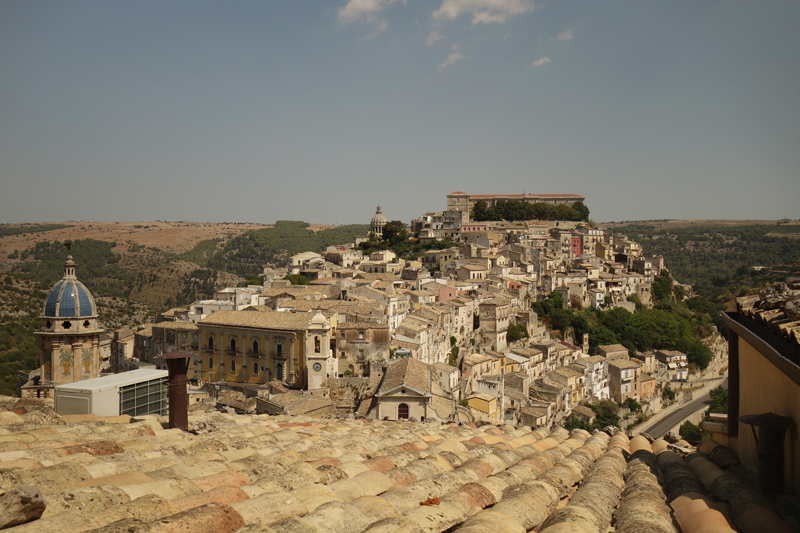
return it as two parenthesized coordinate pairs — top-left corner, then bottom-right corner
(247, 350), (263, 357)
(202, 347), (217, 354)
(226, 349), (240, 357)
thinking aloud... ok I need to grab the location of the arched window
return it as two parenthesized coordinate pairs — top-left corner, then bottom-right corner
(231, 359), (236, 372)
(252, 340), (259, 355)
(208, 356), (214, 369)
(398, 403), (409, 420)
(230, 338), (237, 352)
(314, 336), (321, 353)
(208, 336), (214, 350)
(253, 361), (259, 375)
(276, 363), (284, 381)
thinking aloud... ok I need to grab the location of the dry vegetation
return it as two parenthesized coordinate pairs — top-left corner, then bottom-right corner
(0, 220), (272, 256)
(601, 219), (794, 230)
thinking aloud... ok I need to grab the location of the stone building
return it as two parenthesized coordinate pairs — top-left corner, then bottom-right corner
(607, 359), (641, 403)
(479, 298), (510, 351)
(446, 191), (586, 222)
(197, 309), (336, 391)
(23, 256), (103, 398)
(334, 322), (390, 377)
(374, 356), (455, 421)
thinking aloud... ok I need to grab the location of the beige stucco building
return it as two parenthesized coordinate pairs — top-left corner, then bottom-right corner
(708, 295), (800, 494)
(197, 309), (336, 391)
(375, 357), (455, 421)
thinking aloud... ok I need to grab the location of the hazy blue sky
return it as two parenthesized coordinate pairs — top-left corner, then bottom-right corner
(1, 1), (798, 225)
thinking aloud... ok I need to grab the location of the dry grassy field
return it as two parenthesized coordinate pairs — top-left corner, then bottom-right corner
(601, 219), (796, 230)
(0, 221), (347, 257)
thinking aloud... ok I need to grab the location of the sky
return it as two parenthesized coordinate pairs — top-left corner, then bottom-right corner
(1, 0), (798, 225)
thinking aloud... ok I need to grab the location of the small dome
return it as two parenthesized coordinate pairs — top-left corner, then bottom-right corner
(310, 310), (327, 326)
(370, 204), (387, 234)
(43, 256), (97, 318)
(371, 205), (387, 226)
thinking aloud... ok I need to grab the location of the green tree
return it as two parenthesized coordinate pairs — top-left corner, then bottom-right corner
(470, 200), (491, 222)
(548, 309), (573, 335)
(624, 398), (641, 412)
(283, 274), (309, 285)
(653, 270), (673, 304)
(507, 324), (529, 343)
(382, 220), (407, 244)
(572, 202), (590, 221)
(679, 420), (704, 441)
(571, 314), (590, 344)
(532, 292), (563, 316)
(563, 415), (591, 431)
(238, 274), (264, 287)
(588, 325), (616, 352)
(626, 293), (643, 311)
(706, 386), (728, 417)
(588, 400), (620, 429)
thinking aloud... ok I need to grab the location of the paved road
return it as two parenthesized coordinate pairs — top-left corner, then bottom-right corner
(644, 378), (728, 438)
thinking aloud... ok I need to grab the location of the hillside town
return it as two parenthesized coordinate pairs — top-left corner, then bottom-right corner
(19, 192), (728, 431)
(5, 195), (800, 533)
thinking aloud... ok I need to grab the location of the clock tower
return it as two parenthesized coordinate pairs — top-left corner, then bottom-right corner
(305, 311), (335, 390)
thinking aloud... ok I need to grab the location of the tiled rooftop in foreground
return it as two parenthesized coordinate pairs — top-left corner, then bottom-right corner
(0, 397), (797, 533)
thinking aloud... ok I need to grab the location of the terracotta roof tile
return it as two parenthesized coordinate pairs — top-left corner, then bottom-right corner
(199, 310), (313, 331)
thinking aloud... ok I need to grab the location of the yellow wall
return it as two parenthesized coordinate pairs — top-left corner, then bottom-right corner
(737, 338), (800, 493)
(467, 397), (498, 420)
(199, 329), (303, 386)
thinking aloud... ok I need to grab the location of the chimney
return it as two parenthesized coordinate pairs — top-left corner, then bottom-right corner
(155, 350), (196, 431)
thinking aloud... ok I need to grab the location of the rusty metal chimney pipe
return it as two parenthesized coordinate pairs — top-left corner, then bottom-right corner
(156, 350), (196, 432)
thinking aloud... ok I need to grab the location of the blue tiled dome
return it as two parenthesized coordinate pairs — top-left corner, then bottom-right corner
(43, 257), (97, 318)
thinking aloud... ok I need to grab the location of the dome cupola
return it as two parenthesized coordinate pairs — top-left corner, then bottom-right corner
(43, 256), (97, 319)
(370, 204), (387, 236)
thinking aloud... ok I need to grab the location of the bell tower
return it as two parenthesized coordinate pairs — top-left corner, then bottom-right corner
(26, 253), (102, 397)
(306, 311), (335, 390)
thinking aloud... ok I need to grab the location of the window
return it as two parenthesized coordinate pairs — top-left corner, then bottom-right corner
(398, 403), (409, 419)
(208, 356), (214, 369)
(230, 338), (237, 352)
(231, 359), (236, 373)
(358, 331), (365, 340)
(253, 362), (259, 375)
(276, 363), (284, 381)
(314, 336), (321, 353)
(208, 336), (214, 350)
(252, 340), (259, 355)
(276, 342), (283, 356)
